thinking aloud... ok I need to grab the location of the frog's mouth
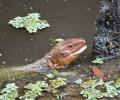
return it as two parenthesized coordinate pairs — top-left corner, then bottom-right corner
(71, 45), (87, 55)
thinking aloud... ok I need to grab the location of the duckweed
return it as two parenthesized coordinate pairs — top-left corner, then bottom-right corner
(0, 77), (119, 100)
(80, 79), (120, 100)
(0, 83), (18, 100)
(19, 81), (48, 100)
(46, 73), (55, 78)
(92, 57), (104, 64)
(50, 38), (64, 44)
(74, 78), (82, 85)
(54, 38), (64, 43)
(9, 13), (50, 33)
(50, 77), (67, 88)
(114, 78), (120, 88)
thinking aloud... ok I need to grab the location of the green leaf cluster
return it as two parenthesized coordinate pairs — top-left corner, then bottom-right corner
(50, 38), (64, 44)
(0, 83), (18, 100)
(50, 77), (67, 88)
(46, 73), (55, 78)
(74, 78), (82, 84)
(114, 78), (120, 88)
(80, 79), (120, 100)
(19, 81), (48, 100)
(9, 13), (50, 33)
(92, 57), (104, 64)
(0, 77), (119, 100)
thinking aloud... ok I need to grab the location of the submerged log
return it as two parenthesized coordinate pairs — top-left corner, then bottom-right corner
(93, 0), (120, 60)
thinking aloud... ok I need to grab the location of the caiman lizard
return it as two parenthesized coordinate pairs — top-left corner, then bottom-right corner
(0, 38), (87, 84)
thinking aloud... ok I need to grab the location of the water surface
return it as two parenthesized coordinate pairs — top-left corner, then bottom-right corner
(0, 0), (100, 67)
(1, 0), (119, 100)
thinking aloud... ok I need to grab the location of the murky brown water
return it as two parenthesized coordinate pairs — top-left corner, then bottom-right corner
(0, 0), (100, 67)
(0, 0), (120, 100)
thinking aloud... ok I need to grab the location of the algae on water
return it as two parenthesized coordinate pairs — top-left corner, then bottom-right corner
(9, 13), (50, 33)
(80, 79), (120, 100)
(0, 83), (18, 100)
(0, 77), (120, 100)
(19, 81), (48, 100)
(92, 57), (104, 64)
(50, 77), (67, 88)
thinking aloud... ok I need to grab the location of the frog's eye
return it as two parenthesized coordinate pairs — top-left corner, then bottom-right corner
(68, 45), (73, 48)
(67, 44), (75, 49)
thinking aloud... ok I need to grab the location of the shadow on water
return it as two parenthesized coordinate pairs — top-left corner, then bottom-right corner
(0, 0), (120, 100)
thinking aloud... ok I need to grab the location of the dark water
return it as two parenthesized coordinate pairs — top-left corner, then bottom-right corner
(0, 0), (100, 67)
(0, 0), (119, 100)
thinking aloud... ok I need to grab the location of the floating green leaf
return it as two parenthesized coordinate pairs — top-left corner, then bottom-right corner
(56, 94), (61, 100)
(81, 87), (103, 100)
(50, 77), (67, 88)
(54, 38), (64, 43)
(50, 38), (64, 44)
(0, 83), (18, 100)
(114, 78), (120, 88)
(19, 81), (48, 100)
(9, 13), (50, 33)
(74, 78), (82, 85)
(92, 57), (104, 64)
(102, 81), (120, 97)
(80, 79), (120, 100)
(46, 73), (54, 78)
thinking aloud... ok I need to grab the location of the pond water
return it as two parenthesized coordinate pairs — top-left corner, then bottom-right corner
(0, 0), (120, 100)
(0, 0), (100, 66)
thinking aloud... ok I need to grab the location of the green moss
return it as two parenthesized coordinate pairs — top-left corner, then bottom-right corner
(9, 13), (50, 33)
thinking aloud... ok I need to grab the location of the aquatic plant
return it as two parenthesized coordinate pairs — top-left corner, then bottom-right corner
(74, 78), (82, 85)
(114, 78), (120, 88)
(54, 38), (64, 43)
(9, 13), (50, 33)
(81, 87), (103, 100)
(50, 38), (64, 44)
(46, 73), (55, 78)
(50, 77), (67, 88)
(19, 81), (48, 100)
(0, 77), (119, 100)
(80, 79), (120, 100)
(0, 76), (67, 100)
(55, 94), (62, 100)
(0, 83), (18, 100)
(92, 57), (104, 64)
(102, 81), (120, 97)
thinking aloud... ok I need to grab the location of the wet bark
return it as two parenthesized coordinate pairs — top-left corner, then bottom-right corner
(93, 0), (120, 60)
